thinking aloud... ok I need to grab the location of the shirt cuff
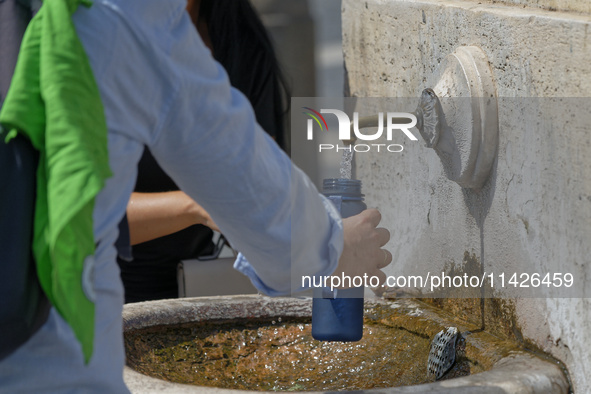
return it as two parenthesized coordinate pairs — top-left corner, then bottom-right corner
(233, 194), (344, 296)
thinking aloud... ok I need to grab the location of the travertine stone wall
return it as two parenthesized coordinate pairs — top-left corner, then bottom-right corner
(479, 0), (590, 14)
(343, 0), (591, 391)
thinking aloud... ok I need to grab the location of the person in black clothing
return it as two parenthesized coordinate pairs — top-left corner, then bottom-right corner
(117, 0), (290, 303)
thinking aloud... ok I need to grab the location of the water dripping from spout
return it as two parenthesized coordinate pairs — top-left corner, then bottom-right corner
(339, 148), (354, 180)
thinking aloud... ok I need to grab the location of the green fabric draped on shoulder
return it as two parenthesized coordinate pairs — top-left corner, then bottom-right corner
(0, 0), (111, 363)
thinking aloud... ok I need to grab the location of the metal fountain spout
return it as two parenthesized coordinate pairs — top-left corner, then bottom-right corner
(345, 46), (499, 190)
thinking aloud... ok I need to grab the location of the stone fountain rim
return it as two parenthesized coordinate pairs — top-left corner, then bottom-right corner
(123, 295), (569, 394)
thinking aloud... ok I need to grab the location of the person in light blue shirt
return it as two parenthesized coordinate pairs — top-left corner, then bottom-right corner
(0, 0), (391, 392)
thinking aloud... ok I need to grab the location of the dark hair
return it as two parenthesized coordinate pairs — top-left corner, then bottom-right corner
(193, 0), (291, 150)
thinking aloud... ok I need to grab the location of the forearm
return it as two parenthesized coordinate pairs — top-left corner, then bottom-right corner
(121, 15), (343, 293)
(127, 191), (216, 245)
(153, 108), (344, 295)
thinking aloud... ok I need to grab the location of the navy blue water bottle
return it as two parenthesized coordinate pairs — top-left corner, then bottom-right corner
(312, 178), (367, 341)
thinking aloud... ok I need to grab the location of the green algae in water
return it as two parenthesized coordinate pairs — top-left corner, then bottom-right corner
(125, 313), (437, 391)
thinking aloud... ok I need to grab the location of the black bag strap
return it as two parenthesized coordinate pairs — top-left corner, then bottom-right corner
(0, 135), (50, 360)
(0, 0), (49, 361)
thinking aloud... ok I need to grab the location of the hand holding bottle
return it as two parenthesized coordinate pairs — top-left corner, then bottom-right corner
(333, 209), (392, 288)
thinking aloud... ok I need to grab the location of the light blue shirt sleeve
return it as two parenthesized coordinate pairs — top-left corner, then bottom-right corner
(74, 0), (344, 296)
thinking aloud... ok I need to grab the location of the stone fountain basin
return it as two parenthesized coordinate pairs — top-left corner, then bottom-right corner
(123, 295), (569, 393)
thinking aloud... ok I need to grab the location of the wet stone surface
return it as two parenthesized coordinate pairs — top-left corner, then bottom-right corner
(124, 305), (474, 391)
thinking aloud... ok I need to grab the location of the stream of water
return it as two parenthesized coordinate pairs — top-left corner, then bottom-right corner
(339, 146), (354, 179)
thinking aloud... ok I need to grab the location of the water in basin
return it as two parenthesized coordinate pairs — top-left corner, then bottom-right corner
(124, 304), (478, 391)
